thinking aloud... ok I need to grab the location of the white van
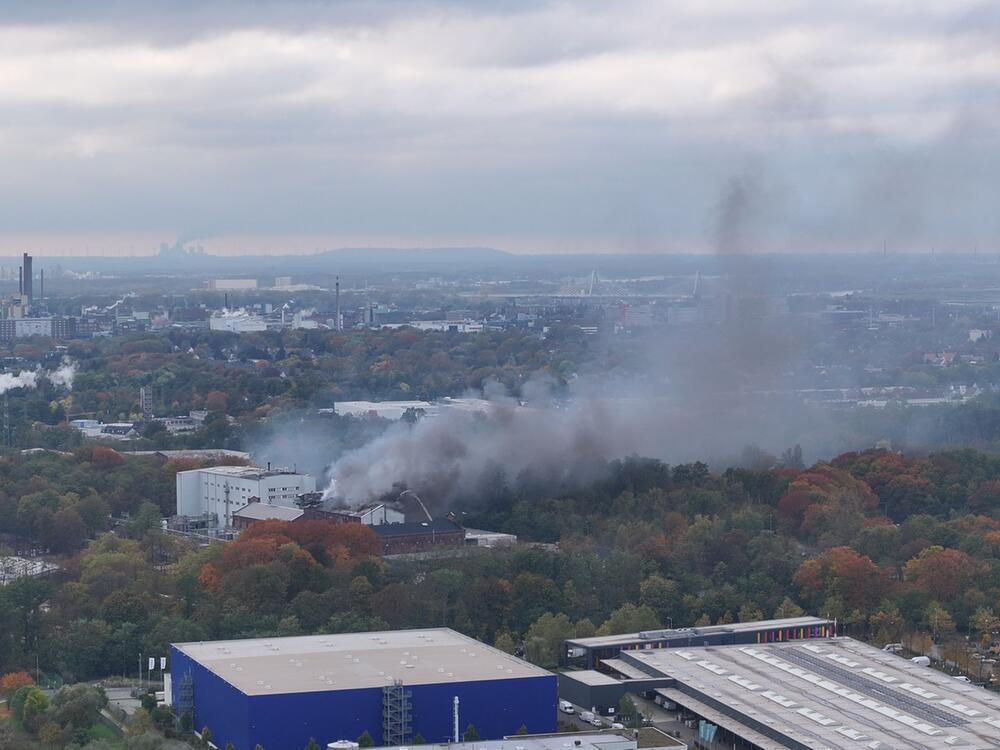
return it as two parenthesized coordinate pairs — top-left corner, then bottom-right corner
(559, 700), (575, 715)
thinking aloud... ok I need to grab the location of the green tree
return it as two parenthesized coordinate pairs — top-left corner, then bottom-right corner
(412, 734), (426, 745)
(772, 597), (805, 619)
(464, 724), (481, 742)
(304, 739), (321, 750)
(517, 724), (528, 735)
(618, 695), (638, 727)
(596, 604), (660, 636)
(38, 721), (63, 747)
(127, 709), (154, 738)
(52, 683), (108, 731)
(493, 631), (516, 654)
(737, 603), (764, 622)
(22, 686), (51, 733)
(357, 731), (374, 747)
(524, 613), (575, 668)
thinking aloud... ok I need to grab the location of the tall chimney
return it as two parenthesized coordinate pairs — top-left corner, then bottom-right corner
(335, 276), (341, 331)
(22, 253), (32, 303)
(18, 266), (22, 295)
(39, 269), (43, 303)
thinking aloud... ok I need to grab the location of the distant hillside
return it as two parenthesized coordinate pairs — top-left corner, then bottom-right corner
(317, 247), (512, 263)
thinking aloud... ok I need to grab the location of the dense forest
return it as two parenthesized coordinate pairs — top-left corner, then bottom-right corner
(3, 446), (1000, 689)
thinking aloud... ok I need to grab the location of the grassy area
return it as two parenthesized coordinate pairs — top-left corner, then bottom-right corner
(88, 722), (124, 746)
(636, 727), (685, 748)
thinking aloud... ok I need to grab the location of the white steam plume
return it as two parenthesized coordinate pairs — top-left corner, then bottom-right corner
(47, 359), (77, 389)
(0, 371), (38, 395)
(0, 359), (76, 396)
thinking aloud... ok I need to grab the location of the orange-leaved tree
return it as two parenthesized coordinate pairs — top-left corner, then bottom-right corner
(0, 671), (34, 697)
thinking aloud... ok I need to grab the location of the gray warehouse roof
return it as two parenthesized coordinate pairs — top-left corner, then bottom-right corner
(232, 503), (304, 521)
(567, 616), (831, 648)
(625, 637), (1000, 749)
(172, 628), (551, 696)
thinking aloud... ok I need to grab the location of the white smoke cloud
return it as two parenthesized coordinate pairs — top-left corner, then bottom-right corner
(0, 370), (38, 396)
(46, 359), (77, 389)
(0, 359), (76, 396)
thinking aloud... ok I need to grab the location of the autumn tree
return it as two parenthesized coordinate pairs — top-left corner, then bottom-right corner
(0, 671), (34, 697)
(904, 546), (985, 603)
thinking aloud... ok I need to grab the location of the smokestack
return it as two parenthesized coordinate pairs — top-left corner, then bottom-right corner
(18, 266), (22, 295)
(224, 292), (229, 310)
(335, 276), (341, 331)
(22, 253), (32, 303)
(39, 269), (43, 303)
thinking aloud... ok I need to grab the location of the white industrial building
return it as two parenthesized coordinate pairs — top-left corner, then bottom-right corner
(175, 465), (317, 529)
(208, 279), (258, 290)
(209, 310), (268, 333)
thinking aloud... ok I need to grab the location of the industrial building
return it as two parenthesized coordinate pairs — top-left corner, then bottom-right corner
(560, 637), (1000, 749)
(207, 278), (259, 290)
(231, 502), (305, 529)
(175, 465), (316, 529)
(209, 310), (268, 332)
(326, 503), (405, 526)
(372, 519), (466, 555)
(168, 628), (556, 750)
(563, 616), (835, 669)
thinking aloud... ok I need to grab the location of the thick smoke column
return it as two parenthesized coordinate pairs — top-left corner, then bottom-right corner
(323, 385), (837, 509)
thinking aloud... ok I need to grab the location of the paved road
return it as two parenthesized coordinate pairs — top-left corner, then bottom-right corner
(104, 687), (141, 717)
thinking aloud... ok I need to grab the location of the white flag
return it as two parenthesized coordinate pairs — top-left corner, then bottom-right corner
(148, 657), (155, 671)
(160, 657), (167, 670)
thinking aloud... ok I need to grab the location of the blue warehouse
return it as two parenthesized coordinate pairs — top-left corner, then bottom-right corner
(169, 628), (557, 750)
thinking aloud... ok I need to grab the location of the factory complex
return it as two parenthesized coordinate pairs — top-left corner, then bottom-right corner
(562, 636), (1000, 749)
(168, 628), (556, 750)
(563, 616), (835, 669)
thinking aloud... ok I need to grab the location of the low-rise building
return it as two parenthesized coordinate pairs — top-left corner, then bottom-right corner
(371, 519), (465, 555)
(325, 503), (405, 526)
(562, 636), (1000, 750)
(168, 628), (556, 750)
(232, 502), (305, 530)
(563, 617), (835, 670)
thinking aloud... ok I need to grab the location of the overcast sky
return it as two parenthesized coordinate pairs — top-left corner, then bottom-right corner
(0, 0), (998, 255)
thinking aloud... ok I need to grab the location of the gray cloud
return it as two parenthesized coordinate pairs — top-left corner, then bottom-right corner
(0, 1), (999, 253)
